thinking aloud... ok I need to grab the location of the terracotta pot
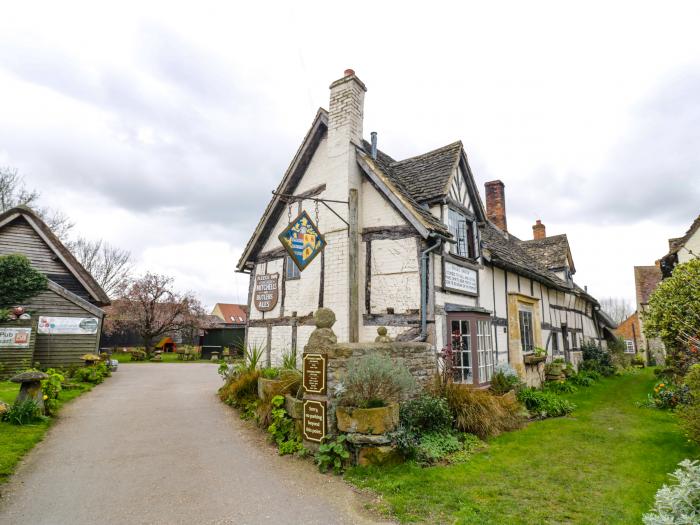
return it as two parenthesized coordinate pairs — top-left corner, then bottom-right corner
(336, 403), (399, 435)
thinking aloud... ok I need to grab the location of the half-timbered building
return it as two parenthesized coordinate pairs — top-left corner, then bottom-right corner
(237, 70), (614, 385)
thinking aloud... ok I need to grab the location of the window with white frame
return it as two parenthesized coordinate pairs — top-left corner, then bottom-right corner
(624, 340), (635, 353)
(451, 319), (473, 384)
(477, 320), (495, 382)
(285, 255), (300, 280)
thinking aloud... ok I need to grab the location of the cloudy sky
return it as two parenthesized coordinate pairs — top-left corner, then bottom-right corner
(1, 1), (699, 310)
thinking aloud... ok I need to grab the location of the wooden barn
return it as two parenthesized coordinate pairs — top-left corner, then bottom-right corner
(0, 206), (110, 372)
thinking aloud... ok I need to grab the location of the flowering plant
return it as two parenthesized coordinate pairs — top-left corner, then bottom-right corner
(649, 381), (691, 409)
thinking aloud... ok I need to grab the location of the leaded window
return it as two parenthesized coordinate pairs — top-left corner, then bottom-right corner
(519, 309), (534, 353)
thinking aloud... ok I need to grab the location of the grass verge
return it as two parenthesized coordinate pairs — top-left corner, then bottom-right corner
(0, 380), (93, 484)
(346, 369), (699, 524)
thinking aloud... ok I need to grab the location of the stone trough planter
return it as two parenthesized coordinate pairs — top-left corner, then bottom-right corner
(284, 394), (304, 419)
(336, 403), (399, 435)
(523, 354), (546, 365)
(257, 377), (286, 400)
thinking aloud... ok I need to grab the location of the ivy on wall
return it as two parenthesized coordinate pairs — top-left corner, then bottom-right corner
(0, 254), (47, 308)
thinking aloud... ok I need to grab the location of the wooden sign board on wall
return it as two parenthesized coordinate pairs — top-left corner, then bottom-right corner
(254, 273), (279, 312)
(302, 353), (326, 395)
(302, 399), (326, 443)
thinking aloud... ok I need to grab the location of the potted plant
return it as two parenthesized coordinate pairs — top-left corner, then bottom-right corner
(546, 358), (565, 377)
(335, 354), (416, 435)
(257, 368), (301, 400)
(523, 347), (547, 365)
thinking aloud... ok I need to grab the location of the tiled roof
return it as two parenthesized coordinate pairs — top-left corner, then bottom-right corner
(389, 142), (462, 203)
(665, 214), (700, 257)
(480, 222), (570, 291)
(359, 142), (450, 236)
(634, 266), (662, 306)
(518, 234), (573, 272)
(212, 303), (248, 325)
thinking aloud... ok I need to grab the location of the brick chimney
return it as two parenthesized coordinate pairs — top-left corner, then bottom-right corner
(328, 69), (366, 148)
(533, 219), (546, 240)
(485, 180), (507, 232)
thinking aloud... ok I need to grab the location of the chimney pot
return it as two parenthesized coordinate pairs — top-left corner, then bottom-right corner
(484, 180), (507, 232)
(533, 219), (546, 240)
(370, 131), (378, 159)
(344, 68), (355, 77)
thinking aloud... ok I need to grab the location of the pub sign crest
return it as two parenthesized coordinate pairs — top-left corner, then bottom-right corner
(278, 211), (326, 271)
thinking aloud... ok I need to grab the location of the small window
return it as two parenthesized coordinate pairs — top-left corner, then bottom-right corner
(448, 209), (476, 259)
(285, 255), (300, 280)
(477, 320), (495, 382)
(571, 332), (578, 350)
(519, 309), (534, 353)
(551, 332), (560, 355)
(624, 340), (635, 353)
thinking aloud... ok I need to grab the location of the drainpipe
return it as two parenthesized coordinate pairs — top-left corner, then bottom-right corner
(420, 235), (443, 342)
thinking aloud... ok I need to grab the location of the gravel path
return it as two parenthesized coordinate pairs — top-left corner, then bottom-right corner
(0, 364), (391, 525)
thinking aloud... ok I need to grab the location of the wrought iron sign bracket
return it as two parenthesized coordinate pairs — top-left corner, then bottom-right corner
(272, 191), (350, 228)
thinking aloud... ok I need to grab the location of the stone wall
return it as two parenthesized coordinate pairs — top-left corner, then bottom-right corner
(326, 340), (436, 400)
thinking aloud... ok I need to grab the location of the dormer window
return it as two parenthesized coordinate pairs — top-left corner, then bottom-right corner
(448, 208), (476, 259)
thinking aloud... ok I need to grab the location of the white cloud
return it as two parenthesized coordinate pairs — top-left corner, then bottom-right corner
(1, 0), (699, 308)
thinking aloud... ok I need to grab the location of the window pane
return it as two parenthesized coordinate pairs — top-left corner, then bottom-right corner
(477, 320), (495, 383)
(519, 310), (534, 353)
(451, 319), (472, 384)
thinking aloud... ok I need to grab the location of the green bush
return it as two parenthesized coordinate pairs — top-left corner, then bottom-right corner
(678, 365), (700, 444)
(41, 368), (65, 415)
(316, 435), (350, 474)
(129, 350), (146, 361)
(517, 388), (575, 418)
(543, 380), (578, 395)
(260, 367), (280, 380)
(219, 370), (260, 407)
(489, 364), (522, 395)
(569, 372), (597, 387)
(2, 399), (44, 425)
(72, 362), (109, 384)
(400, 395), (453, 433)
(337, 353), (416, 408)
(267, 395), (303, 456)
(580, 340), (614, 376)
(0, 254), (47, 306)
(414, 431), (462, 464)
(643, 459), (700, 525)
(444, 384), (524, 439)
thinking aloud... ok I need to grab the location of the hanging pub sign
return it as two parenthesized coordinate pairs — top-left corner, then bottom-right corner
(254, 273), (279, 312)
(278, 210), (326, 271)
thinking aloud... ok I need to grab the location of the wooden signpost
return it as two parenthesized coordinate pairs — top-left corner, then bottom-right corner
(302, 353), (326, 395)
(253, 273), (279, 312)
(302, 400), (326, 442)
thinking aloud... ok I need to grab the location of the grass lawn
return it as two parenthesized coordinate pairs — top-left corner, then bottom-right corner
(0, 379), (93, 484)
(111, 352), (220, 364)
(346, 369), (699, 524)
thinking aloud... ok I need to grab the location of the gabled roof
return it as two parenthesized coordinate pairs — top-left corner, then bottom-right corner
(237, 109), (329, 271)
(389, 141), (462, 203)
(212, 303), (248, 325)
(664, 214), (700, 258)
(356, 148), (450, 238)
(518, 234), (575, 274)
(479, 222), (571, 291)
(0, 206), (110, 306)
(634, 265), (662, 306)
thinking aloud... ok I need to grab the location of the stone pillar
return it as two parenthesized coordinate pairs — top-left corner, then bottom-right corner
(301, 308), (337, 450)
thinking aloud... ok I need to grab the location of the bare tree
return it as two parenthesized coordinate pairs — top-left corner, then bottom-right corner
(0, 166), (73, 239)
(69, 238), (132, 297)
(600, 296), (634, 325)
(105, 273), (205, 355)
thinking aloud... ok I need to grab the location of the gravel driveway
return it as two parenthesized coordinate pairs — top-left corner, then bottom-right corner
(0, 363), (391, 525)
